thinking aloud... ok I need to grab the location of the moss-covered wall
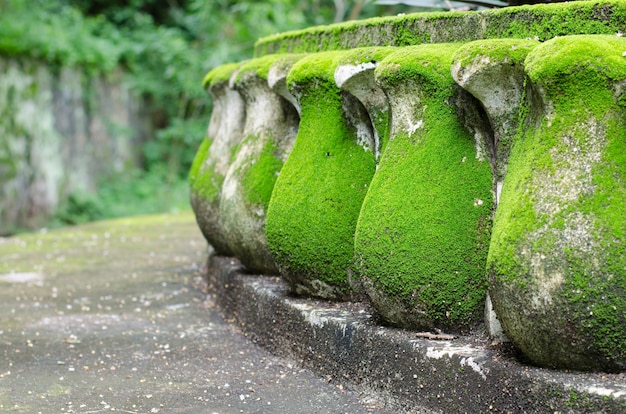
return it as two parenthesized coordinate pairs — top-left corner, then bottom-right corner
(0, 57), (149, 235)
(255, 0), (626, 56)
(191, 1), (626, 372)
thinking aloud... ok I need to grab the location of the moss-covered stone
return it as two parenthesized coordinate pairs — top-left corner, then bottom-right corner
(219, 55), (301, 274)
(265, 50), (378, 300)
(487, 35), (626, 371)
(334, 47), (396, 162)
(451, 38), (539, 340)
(202, 62), (245, 89)
(452, 39), (539, 188)
(189, 62), (245, 255)
(354, 44), (494, 332)
(255, 1), (626, 56)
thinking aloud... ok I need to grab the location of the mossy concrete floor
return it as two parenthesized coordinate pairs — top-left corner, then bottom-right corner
(0, 213), (396, 413)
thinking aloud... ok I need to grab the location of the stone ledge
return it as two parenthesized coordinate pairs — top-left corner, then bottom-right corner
(207, 255), (626, 413)
(255, 0), (626, 56)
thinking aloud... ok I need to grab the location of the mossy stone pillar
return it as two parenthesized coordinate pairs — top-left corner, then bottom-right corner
(452, 39), (539, 199)
(265, 51), (377, 300)
(334, 47), (396, 163)
(189, 63), (245, 255)
(487, 35), (626, 371)
(219, 55), (301, 274)
(354, 44), (494, 332)
(451, 39), (539, 340)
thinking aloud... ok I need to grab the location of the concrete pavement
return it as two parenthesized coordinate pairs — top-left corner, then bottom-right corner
(0, 213), (395, 413)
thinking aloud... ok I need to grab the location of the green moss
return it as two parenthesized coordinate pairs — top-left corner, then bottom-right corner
(487, 35), (626, 370)
(189, 136), (211, 183)
(266, 52), (377, 298)
(188, 137), (221, 203)
(202, 61), (245, 89)
(452, 38), (539, 69)
(286, 50), (345, 87)
(235, 54), (287, 83)
(525, 35), (626, 96)
(255, 1), (626, 56)
(240, 136), (283, 211)
(484, 1), (626, 41)
(334, 46), (396, 66)
(230, 140), (244, 164)
(354, 44), (493, 330)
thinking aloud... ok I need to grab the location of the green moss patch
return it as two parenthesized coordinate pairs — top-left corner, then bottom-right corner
(203, 61), (245, 89)
(240, 136), (283, 211)
(235, 54), (287, 83)
(265, 51), (377, 299)
(189, 138), (220, 202)
(452, 38), (539, 70)
(354, 44), (494, 331)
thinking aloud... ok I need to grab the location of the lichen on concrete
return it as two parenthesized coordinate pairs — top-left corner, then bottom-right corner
(487, 35), (626, 371)
(354, 44), (494, 332)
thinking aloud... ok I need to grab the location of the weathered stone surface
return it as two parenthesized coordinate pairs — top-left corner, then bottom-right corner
(265, 51), (377, 300)
(267, 54), (304, 115)
(452, 38), (539, 189)
(189, 63), (245, 255)
(353, 44), (494, 332)
(0, 57), (149, 235)
(487, 35), (626, 371)
(219, 55), (301, 274)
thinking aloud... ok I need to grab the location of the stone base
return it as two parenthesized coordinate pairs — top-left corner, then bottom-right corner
(207, 256), (626, 413)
